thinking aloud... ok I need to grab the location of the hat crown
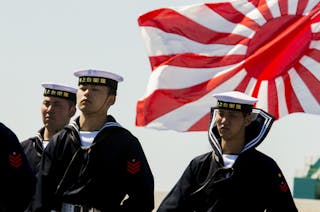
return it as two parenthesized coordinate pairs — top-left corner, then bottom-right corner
(41, 83), (77, 94)
(41, 82), (77, 104)
(73, 69), (124, 82)
(213, 91), (258, 105)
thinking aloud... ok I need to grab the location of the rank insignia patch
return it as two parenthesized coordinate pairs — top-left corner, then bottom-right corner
(278, 173), (288, 192)
(9, 152), (22, 168)
(279, 181), (289, 192)
(127, 159), (141, 174)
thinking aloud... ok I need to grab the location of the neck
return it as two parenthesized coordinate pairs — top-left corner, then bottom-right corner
(79, 114), (107, 131)
(221, 137), (245, 154)
(43, 128), (57, 141)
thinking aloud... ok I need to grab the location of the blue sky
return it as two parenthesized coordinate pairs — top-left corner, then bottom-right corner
(1, 0), (320, 192)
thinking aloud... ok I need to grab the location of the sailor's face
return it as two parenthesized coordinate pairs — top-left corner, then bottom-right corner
(77, 84), (114, 115)
(214, 109), (247, 140)
(41, 96), (74, 130)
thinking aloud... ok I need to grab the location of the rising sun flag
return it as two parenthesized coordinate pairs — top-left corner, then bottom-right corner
(136, 0), (320, 132)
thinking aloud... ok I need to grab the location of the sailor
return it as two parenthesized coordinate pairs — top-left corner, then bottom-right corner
(157, 91), (298, 211)
(33, 69), (154, 212)
(21, 83), (77, 174)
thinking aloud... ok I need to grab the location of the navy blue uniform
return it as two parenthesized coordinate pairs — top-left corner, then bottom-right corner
(21, 127), (45, 175)
(33, 115), (154, 212)
(158, 109), (297, 212)
(0, 122), (36, 211)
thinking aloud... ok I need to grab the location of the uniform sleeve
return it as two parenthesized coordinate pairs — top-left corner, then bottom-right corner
(266, 161), (298, 211)
(0, 123), (36, 211)
(157, 159), (199, 212)
(120, 137), (155, 212)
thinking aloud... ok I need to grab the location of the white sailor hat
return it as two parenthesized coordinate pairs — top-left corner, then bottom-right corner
(74, 69), (123, 92)
(41, 83), (77, 104)
(212, 91), (258, 113)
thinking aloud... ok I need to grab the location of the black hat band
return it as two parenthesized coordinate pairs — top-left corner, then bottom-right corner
(78, 76), (118, 90)
(43, 88), (76, 104)
(217, 100), (253, 113)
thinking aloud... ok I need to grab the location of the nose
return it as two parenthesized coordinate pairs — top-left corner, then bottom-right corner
(83, 88), (90, 96)
(220, 115), (229, 124)
(46, 105), (54, 112)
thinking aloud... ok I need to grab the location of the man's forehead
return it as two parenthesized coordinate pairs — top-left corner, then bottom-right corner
(215, 109), (244, 116)
(79, 84), (108, 89)
(42, 96), (70, 103)
(216, 108), (244, 115)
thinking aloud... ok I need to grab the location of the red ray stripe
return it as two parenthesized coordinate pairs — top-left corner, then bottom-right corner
(278, 0), (288, 15)
(267, 79), (279, 118)
(136, 67), (242, 126)
(205, 2), (261, 31)
(231, 74), (265, 111)
(149, 54), (245, 70)
(136, 83), (218, 126)
(188, 112), (210, 131)
(148, 55), (170, 71)
(312, 11), (320, 22)
(312, 32), (320, 40)
(306, 49), (320, 62)
(250, 79), (271, 112)
(294, 62), (320, 103)
(138, 8), (249, 45)
(249, 0), (274, 21)
(311, 13), (320, 40)
(251, 79), (261, 98)
(283, 73), (304, 113)
(296, 0), (309, 15)
(234, 74), (251, 91)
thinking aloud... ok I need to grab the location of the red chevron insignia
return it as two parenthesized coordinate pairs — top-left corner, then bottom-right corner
(127, 159), (141, 174)
(277, 173), (288, 192)
(279, 181), (288, 193)
(9, 152), (23, 168)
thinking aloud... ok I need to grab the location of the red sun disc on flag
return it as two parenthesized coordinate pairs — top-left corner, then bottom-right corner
(136, 0), (320, 132)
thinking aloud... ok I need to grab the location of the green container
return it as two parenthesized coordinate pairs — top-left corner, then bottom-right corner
(293, 178), (320, 199)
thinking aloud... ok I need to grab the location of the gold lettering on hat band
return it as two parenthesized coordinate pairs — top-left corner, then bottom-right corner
(218, 101), (242, 110)
(44, 88), (70, 98)
(43, 88), (76, 104)
(79, 76), (108, 85)
(78, 76), (117, 90)
(217, 101), (252, 112)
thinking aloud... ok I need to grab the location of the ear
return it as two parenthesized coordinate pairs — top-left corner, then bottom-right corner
(69, 105), (77, 117)
(244, 114), (252, 127)
(106, 95), (116, 106)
